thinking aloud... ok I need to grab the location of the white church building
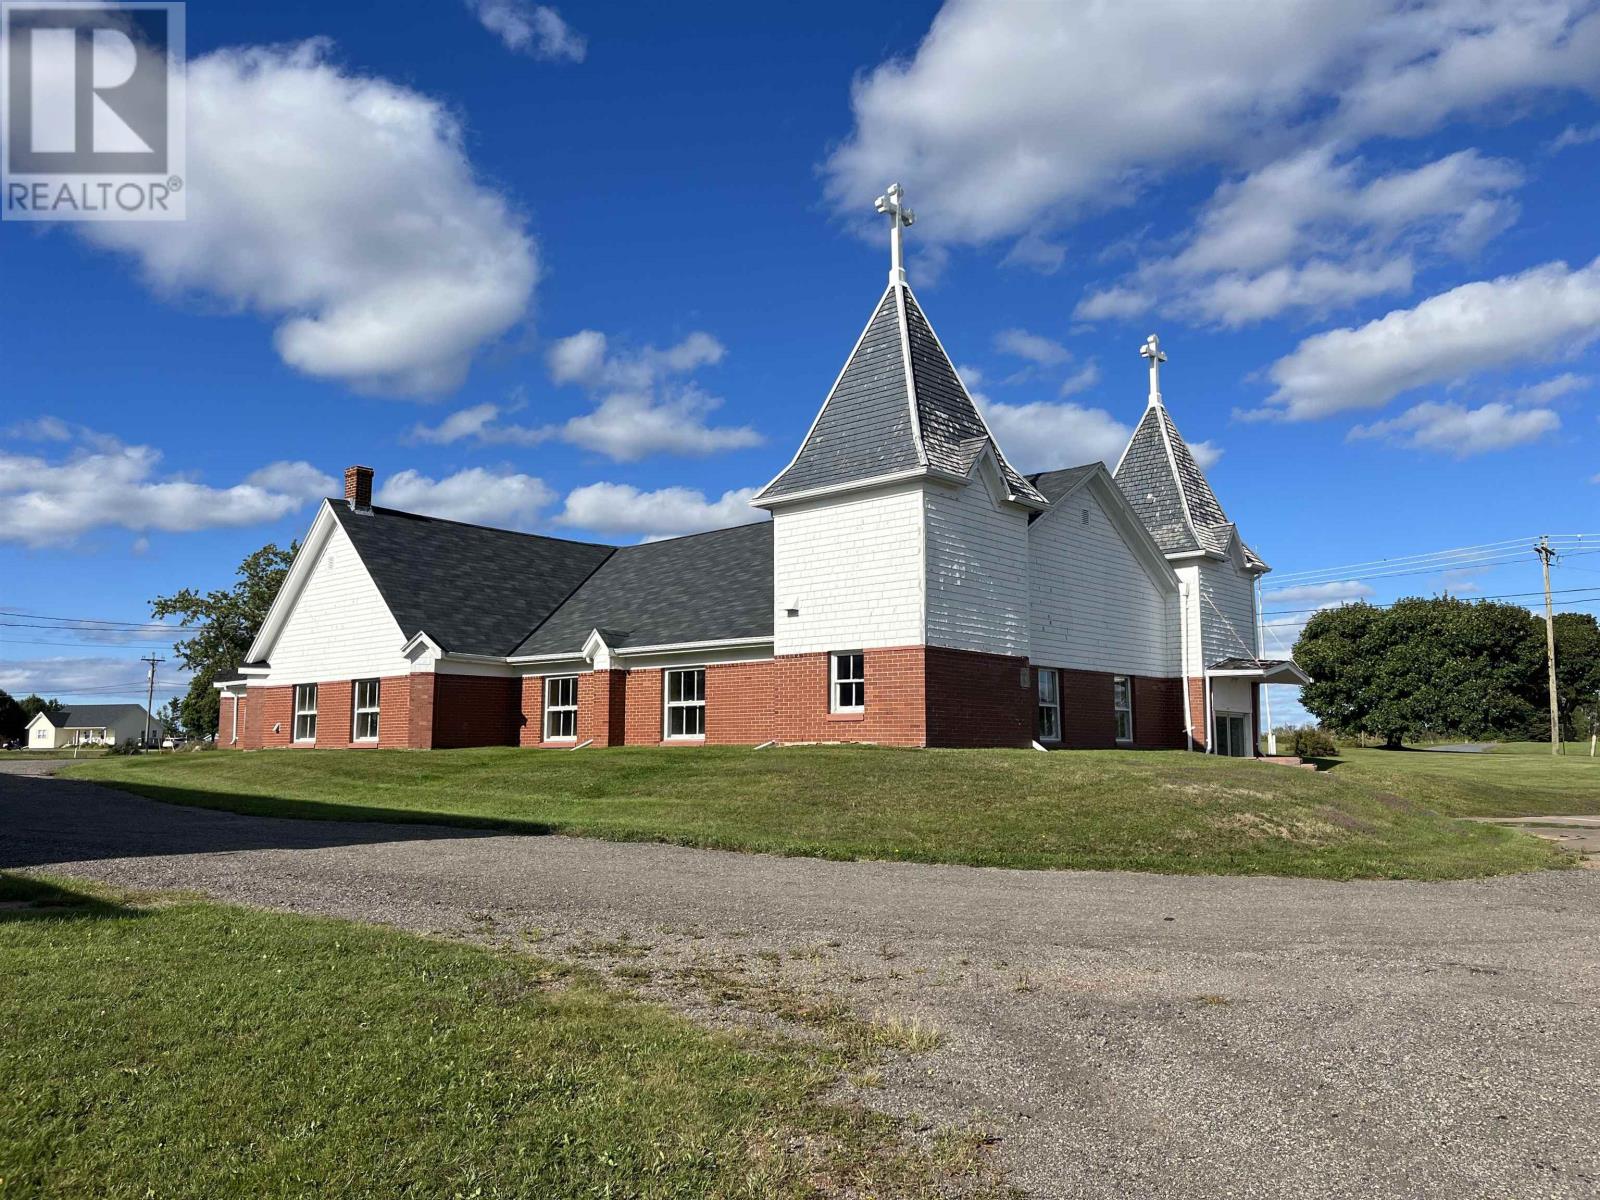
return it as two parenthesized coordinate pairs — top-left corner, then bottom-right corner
(217, 185), (1305, 754)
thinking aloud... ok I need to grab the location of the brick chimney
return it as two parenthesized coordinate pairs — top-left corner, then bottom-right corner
(344, 465), (374, 513)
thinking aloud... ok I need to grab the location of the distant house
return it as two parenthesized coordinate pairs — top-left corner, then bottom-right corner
(24, 704), (164, 749)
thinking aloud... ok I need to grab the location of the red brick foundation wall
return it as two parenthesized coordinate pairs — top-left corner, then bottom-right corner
(579, 670), (628, 746)
(409, 674), (436, 749)
(1045, 668), (1189, 750)
(1132, 675), (1187, 750)
(238, 675), (417, 749)
(705, 660), (776, 744)
(774, 646), (927, 746)
(431, 674), (519, 748)
(1187, 676), (1208, 751)
(926, 646), (1033, 748)
(518, 675), (544, 747)
(623, 669), (665, 745)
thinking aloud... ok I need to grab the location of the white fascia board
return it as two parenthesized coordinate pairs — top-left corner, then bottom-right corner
(244, 501), (338, 664)
(962, 441), (1047, 512)
(402, 630), (444, 659)
(210, 679), (249, 692)
(892, 282), (928, 468)
(23, 711), (55, 731)
(506, 651), (587, 666)
(751, 281), (899, 505)
(615, 635), (772, 657)
(753, 468), (936, 510)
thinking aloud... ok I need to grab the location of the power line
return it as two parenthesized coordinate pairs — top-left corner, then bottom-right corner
(0, 637), (182, 651)
(0, 608), (186, 630)
(1269, 535), (1600, 588)
(1263, 586), (1600, 617)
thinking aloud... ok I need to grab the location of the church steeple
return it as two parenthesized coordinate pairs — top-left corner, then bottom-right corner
(1113, 332), (1266, 571)
(753, 184), (1045, 509)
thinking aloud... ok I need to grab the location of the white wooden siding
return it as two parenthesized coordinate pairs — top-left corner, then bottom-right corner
(1197, 559), (1258, 667)
(1211, 676), (1254, 713)
(1028, 485), (1177, 677)
(924, 470), (1030, 657)
(773, 483), (925, 655)
(259, 524), (412, 685)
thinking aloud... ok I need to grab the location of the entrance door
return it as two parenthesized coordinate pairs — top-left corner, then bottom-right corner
(1213, 713), (1250, 757)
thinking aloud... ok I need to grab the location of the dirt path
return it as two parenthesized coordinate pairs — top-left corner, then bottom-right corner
(4, 764), (1598, 1199)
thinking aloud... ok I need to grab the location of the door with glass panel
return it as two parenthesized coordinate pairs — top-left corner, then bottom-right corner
(1213, 712), (1250, 757)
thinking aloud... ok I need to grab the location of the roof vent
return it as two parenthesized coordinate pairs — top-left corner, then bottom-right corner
(345, 465), (374, 514)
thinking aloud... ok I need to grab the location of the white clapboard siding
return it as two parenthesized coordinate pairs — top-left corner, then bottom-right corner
(1197, 558), (1258, 667)
(774, 483), (925, 655)
(260, 525), (412, 685)
(924, 471), (1030, 657)
(1029, 485), (1176, 677)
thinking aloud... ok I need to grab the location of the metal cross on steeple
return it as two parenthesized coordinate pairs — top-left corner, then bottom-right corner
(875, 182), (915, 284)
(1140, 333), (1167, 407)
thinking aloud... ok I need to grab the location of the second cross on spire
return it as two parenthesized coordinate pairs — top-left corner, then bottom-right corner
(874, 182), (915, 284)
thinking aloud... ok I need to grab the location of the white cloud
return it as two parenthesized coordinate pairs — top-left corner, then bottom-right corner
(0, 433), (332, 548)
(1000, 233), (1067, 274)
(1058, 360), (1101, 397)
(978, 398), (1131, 473)
(1261, 255), (1600, 419)
(540, 330), (760, 461)
(466, 1), (586, 61)
(1511, 372), (1591, 405)
(408, 402), (550, 447)
(994, 328), (1070, 365)
(555, 483), (766, 539)
(82, 41), (536, 396)
(375, 467), (555, 528)
(1084, 146), (1520, 326)
(0, 657), (190, 703)
(1264, 580), (1376, 606)
(1188, 440), (1224, 470)
(1551, 122), (1600, 150)
(1349, 401), (1560, 456)
(1074, 286), (1153, 322)
(824, 1), (1598, 249)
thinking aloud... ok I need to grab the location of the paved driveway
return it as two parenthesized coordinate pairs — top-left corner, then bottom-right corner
(3, 764), (1597, 1199)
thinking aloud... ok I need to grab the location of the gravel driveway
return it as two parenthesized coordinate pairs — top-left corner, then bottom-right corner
(4, 763), (1597, 1199)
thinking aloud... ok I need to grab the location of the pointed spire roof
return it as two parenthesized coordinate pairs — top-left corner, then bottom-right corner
(754, 184), (1043, 508)
(1112, 337), (1267, 571)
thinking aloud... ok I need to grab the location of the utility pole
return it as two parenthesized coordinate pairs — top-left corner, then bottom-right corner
(1533, 537), (1560, 756)
(140, 655), (163, 749)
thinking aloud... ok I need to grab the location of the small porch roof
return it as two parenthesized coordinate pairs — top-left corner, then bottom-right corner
(1208, 658), (1311, 686)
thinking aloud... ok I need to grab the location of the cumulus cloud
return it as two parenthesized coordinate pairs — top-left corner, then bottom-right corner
(555, 483), (766, 539)
(1511, 372), (1591, 405)
(1260, 255), (1600, 420)
(825, 0), (1598, 249)
(465, 1), (586, 61)
(1348, 401), (1560, 456)
(1079, 146), (1521, 326)
(375, 467), (555, 529)
(408, 402), (550, 447)
(0, 433), (333, 548)
(977, 398), (1132, 473)
(539, 330), (761, 461)
(1551, 122), (1600, 151)
(1058, 360), (1101, 398)
(82, 41), (536, 396)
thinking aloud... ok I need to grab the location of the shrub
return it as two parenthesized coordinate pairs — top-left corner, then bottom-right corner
(1289, 726), (1339, 758)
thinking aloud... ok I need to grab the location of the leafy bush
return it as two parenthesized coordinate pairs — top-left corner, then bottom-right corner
(105, 739), (144, 756)
(1286, 726), (1338, 758)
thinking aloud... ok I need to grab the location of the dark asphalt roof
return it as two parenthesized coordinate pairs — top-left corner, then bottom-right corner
(329, 503), (615, 656)
(757, 283), (1044, 506)
(516, 522), (774, 655)
(1024, 464), (1100, 522)
(44, 704), (161, 730)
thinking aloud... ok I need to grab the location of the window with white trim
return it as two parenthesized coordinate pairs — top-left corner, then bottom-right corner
(831, 652), (864, 713)
(293, 683), (318, 742)
(1037, 668), (1060, 742)
(1112, 675), (1133, 743)
(353, 678), (380, 742)
(544, 675), (578, 741)
(664, 668), (706, 738)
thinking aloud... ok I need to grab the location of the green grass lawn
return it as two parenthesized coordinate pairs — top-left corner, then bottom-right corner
(66, 745), (1573, 880)
(0, 748), (108, 761)
(1322, 744), (1600, 818)
(0, 873), (988, 1200)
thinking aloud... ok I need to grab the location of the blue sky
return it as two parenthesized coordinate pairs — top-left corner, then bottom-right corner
(3, 0), (1599, 715)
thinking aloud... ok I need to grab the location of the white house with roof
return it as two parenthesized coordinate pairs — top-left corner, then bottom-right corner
(25, 704), (164, 749)
(216, 184), (1305, 754)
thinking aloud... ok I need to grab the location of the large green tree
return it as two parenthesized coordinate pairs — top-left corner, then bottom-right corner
(16, 694), (63, 725)
(1295, 597), (1554, 747)
(1553, 612), (1600, 740)
(151, 542), (297, 739)
(0, 690), (27, 743)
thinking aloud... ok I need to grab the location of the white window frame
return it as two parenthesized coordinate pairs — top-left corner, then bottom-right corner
(293, 683), (318, 743)
(663, 667), (706, 740)
(352, 678), (380, 743)
(544, 675), (579, 742)
(1037, 668), (1061, 743)
(830, 651), (865, 713)
(1112, 675), (1133, 744)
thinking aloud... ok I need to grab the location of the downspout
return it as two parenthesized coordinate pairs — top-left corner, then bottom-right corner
(1203, 670), (1215, 754)
(231, 692), (239, 745)
(1179, 580), (1194, 752)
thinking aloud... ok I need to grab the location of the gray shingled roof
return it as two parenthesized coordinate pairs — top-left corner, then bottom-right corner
(1025, 464), (1100, 519)
(757, 283), (1044, 506)
(330, 503), (614, 656)
(1112, 402), (1268, 570)
(45, 703), (161, 731)
(515, 522), (773, 655)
